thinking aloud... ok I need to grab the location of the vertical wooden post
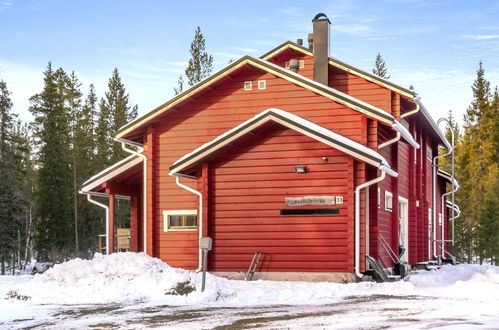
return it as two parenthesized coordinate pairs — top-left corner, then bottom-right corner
(108, 193), (115, 254)
(145, 127), (155, 256)
(201, 163), (209, 238)
(130, 193), (139, 252)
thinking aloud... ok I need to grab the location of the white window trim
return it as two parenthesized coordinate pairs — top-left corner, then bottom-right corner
(377, 187), (381, 209)
(385, 191), (393, 212)
(299, 60), (305, 68)
(244, 81), (252, 91)
(258, 80), (266, 90)
(163, 209), (198, 232)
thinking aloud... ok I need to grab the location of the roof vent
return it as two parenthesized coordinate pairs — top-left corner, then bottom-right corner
(289, 59), (300, 73)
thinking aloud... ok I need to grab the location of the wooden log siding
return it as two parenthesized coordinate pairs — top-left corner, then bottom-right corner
(152, 68), (366, 270)
(330, 67), (392, 114)
(207, 126), (353, 272)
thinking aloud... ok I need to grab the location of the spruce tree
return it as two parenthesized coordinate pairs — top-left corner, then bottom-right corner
(98, 68), (138, 165)
(455, 62), (496, 263)
(372, 53), (390, 79)
(185, 26), (213, 86)
(29, 64), (74, 261)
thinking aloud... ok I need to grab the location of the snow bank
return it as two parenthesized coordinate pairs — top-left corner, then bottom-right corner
(1, 253), (498, 307)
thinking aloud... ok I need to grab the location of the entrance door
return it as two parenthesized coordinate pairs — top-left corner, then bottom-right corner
(398, 197), (409, 263)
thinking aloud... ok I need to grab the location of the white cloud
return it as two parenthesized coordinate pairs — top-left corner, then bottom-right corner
(0, 0), (12, 11)
(462, 34), (499, 40)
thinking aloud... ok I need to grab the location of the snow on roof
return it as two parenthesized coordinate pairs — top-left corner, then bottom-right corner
(81, 154), (143, 192)
(169, 108), (398, 177)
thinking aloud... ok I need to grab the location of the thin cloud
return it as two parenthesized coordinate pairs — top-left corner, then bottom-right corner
(462, 34), (499, 40)
(0, 0), (13, 11)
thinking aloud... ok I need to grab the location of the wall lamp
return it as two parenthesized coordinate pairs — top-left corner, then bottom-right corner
(295, 165), (307, 173)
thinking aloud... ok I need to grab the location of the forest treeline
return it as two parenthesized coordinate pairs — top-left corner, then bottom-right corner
(0, 47), (497, 273)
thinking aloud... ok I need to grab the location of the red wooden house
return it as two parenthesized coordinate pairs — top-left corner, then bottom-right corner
(81, 14), (458, 282)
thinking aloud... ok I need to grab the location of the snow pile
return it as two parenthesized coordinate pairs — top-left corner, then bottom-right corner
(2, 252), (498, 307)
(4, 253), (193, 304)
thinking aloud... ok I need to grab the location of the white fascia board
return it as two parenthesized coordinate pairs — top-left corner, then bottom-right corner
(437, 169), (459, 188)
(81, 155), (143, 192)
(170, 108), (398, 178)
(417, 99), (452, 150)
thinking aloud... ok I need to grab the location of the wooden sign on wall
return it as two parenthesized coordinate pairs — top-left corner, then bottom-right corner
(285, 196), (344, 207)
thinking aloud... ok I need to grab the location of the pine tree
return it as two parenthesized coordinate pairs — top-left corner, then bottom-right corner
(372, 53), (390, 79)
(185, 26), (213, 86)
(455, 62), (496, 263)
(98, 68), (138, 166)
(0, 80), (33, 273)
(29, 64), (74, 261)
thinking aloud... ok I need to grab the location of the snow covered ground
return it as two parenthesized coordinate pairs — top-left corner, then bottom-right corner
(0, 252), (497, 329)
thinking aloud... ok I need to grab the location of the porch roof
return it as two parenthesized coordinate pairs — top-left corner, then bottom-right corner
(169, 108), (398, 178)
(81, 155), (143, 193)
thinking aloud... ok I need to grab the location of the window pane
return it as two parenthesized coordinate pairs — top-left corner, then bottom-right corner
(169, 215), (183, 227)
(185, 215), (197, 227)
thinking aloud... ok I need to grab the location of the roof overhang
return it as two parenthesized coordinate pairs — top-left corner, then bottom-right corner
(416, 99), (452, 150)
(437, 169), (459, 188)
(81, 155), (143, 192)
(169, 108), (398, 178)
(261, 41), (416, 99)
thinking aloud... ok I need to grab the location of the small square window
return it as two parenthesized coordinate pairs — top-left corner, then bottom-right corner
(163, 210), (197, 231)
(284, 61), (290, 69)
(385, 191), (393, 212)
(299, 60), (305, 68)
(244, 81), (252, 91)
(258, 80), (266, 90)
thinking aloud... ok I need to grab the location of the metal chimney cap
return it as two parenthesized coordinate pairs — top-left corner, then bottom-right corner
(312, 13), (331, 23)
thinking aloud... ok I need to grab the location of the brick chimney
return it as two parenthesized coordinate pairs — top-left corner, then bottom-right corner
(309, 13), (331, 86)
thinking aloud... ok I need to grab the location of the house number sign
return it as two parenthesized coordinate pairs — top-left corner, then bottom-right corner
(285, 196), (344, 207)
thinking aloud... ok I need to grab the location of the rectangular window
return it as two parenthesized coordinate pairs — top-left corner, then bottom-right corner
(299, 60), (305, 68)
(244, 81), (252, 91)
(163, 210), (197, 231)
(385, 191), (393, 212)
(284, 61), (290, 69)
(257, 80), (266, 90)
(427, 144), (433, 161)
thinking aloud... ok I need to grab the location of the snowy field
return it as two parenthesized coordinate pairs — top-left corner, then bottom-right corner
(0, 253), (497, 329)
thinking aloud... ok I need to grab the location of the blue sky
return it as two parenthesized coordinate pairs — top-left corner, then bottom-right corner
(0, 0), (498, 125)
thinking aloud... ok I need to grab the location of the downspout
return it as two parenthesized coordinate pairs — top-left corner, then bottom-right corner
(355, 170), (386, 279)
(115, 137), (148, 254)
(172, 175), (203, 272)
(432, 118), (454, 259)
(80, 191), (110, 255)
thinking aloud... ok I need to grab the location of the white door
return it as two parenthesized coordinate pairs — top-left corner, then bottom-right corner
(398, 197), (409, 263)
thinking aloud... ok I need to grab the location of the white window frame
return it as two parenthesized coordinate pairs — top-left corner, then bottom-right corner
(299, 60), (305, 68)
(377, 187), (381, 209)
(244, 81), (252, 91)
(163, 210), (198, 232)
(257, 80), (266, 90)
(385, 191), (393, 212)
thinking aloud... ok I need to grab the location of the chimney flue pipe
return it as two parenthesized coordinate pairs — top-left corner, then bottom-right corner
(311, 13), (330, 86)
